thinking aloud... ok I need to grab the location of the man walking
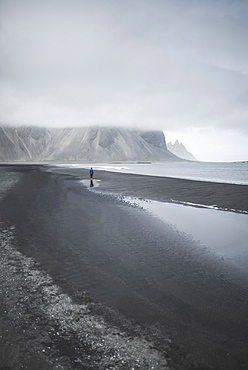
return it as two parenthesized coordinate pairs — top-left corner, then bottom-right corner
(89, 167), (94, 179)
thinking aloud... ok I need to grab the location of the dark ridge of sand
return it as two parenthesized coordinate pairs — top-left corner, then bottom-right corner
(48, 166), (248, 213)
(1, 164), (248, 370)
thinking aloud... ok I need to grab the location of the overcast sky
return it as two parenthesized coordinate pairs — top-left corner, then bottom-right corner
(1, 0), (248, 161)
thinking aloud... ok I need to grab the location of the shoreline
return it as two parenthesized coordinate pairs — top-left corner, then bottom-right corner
(47, 165), (248, 213)
(1, 164), (248, 369)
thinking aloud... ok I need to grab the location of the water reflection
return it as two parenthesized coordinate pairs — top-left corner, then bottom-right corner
(123, 197), (248, 272)
(80, 179), (99, 188)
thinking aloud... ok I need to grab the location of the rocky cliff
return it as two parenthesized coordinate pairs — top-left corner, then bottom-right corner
(167, 140), (197, 161)
(0, 126), (181, 162)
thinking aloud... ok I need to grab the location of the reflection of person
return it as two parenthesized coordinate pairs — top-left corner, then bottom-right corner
(90, 179), (94, 187)
(89, 167), (94, 178)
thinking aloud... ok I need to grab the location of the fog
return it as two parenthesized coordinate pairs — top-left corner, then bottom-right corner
(1, 0), (248, 161)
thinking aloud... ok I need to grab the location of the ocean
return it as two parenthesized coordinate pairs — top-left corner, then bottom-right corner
(57, 161), (248, 185)
(54, 161), (248, 271)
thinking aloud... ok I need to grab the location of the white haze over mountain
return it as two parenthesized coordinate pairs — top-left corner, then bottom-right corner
(1, 0), (248, 162)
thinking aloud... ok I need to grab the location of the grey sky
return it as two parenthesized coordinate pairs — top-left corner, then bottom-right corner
(1, 0), (248, 161)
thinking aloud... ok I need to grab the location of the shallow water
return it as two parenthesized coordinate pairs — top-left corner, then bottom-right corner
(122, 197), (248, 272)
(80, 179), (100, 188)
(55, 161), (248, 185)
(1, 165), (248, 369)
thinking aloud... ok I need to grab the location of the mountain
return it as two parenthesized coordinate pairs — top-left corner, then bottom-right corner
(0, 126), (182, 162)
(167, 140), (197, 161)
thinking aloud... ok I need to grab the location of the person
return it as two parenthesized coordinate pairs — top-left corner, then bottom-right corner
(89, 167), (94, 179)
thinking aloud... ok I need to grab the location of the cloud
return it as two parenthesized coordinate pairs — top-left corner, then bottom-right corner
(165, 126), (248, 162)
(0, 0), (248, 142)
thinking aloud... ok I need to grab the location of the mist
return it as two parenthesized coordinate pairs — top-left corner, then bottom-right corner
(1, 0), (248, 161)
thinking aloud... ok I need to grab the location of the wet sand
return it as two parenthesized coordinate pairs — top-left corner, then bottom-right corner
(50, 165), (248, 213)
(1, 164), (248, 369)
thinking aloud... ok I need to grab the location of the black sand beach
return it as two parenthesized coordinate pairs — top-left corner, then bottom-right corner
(50, 166), (248, 213)
(1, 164), (248, 369)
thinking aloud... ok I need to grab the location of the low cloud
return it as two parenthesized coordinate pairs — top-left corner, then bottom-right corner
(1, 0), (248, 160)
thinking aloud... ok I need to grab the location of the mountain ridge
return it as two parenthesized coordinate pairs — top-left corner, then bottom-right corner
(0, 126), (183, 162)
(167, 140), (197, 161)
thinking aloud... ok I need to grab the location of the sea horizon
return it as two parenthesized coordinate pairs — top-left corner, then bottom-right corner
(54, 160), (248, 185)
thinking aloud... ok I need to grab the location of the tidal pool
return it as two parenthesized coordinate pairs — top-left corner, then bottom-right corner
(123, 197), (248, 272)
